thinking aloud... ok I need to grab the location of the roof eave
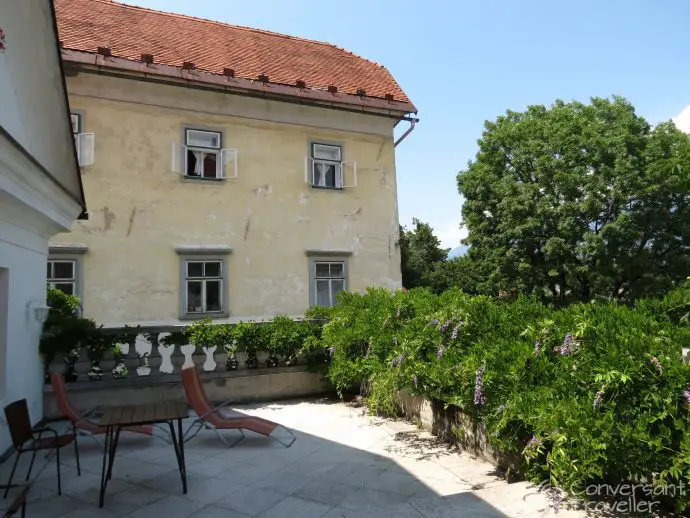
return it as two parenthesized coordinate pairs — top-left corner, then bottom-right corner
(61, 49), (418, 118)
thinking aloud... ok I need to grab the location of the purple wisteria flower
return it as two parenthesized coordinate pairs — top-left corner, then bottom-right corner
(436, 345), (445, 360)
(560, 333), (573, 356)
(390, 353), (406, 367)
(430, 319), (440, 326)
(534, 340), (541, 356)
(474, 366), (486, 406)
(593, 390), (605, 409)
(650, 356), (663, 374)
(684, 389), (690, 406)
(523, 435), (541, 453)
(413, 376), (418, 387)
(440, 321), (451, 333)
(451, 323), (461, 340)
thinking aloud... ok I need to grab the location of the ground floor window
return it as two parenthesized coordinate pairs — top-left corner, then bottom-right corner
(308, 254), (349, 307)
(46, 259), (77, 295)
(177, 248), (231, 317)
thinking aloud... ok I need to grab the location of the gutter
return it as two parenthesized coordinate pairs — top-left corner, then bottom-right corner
(394, 118), (417, 147)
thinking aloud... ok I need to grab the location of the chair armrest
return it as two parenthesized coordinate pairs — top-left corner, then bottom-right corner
(31, 426), (58, 441)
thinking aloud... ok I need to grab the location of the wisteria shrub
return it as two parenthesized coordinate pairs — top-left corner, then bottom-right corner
(318, 285), (690, 512)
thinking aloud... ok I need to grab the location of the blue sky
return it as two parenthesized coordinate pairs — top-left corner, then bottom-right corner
(131, 0), (690, 248)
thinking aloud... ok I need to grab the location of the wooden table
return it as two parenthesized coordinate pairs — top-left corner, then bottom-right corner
(98, 402), (189, 507)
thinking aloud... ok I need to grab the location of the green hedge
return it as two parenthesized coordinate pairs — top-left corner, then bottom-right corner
(314, 286), (690, 513)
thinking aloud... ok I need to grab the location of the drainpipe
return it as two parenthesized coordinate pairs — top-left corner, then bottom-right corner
(394, 118), (417, 147)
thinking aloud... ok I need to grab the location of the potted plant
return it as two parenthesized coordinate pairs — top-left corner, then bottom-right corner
(188, 318), (220, 371)
(86, 330), (111, 381)
(111, 343), (128, 379)
(268, 316), (305, 367)
(232, 322), (261, 369)
(40, 288), (94, 382)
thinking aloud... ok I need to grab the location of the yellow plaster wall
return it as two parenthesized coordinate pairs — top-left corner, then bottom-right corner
(52, 74), (403, 325)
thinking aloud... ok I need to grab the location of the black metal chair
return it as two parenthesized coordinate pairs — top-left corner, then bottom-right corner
(3, 399), (80, 497)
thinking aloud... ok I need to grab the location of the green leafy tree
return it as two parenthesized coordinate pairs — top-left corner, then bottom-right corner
(399, 219), (449, 290)
(458, 96), (690, 303)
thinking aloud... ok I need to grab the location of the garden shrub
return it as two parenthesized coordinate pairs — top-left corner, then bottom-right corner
(316, 286), (690, 513)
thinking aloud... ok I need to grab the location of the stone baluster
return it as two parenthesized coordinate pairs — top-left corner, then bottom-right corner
(157, 332), (176, 374)
(135, 334), (152, 376)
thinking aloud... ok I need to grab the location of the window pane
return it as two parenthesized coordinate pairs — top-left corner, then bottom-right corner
(204, 262), (221, 277)
(202, 152), (218, 178)
(323, 164), (337, 187)
(70, 114), (80, 134)
(205, 280), (222, 311)
(316, 279), (331, 307)
(329, 263), (344, 277)
(187, 262), (203, 278)
(54, 283), (75, 296)
(46, 262), (52, 278)
(186, 129), (220, 149)
(315, 263), (330, 278)
(186, 150), (200, 176)
(313, 144), (341, 161)
(330, 279), (344, 304)
(187, 281), (203, 313)
(53, 261), (74, 280)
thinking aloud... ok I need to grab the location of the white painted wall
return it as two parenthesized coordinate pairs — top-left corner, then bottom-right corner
(0, 1), (84, 454)
(0, 214), (48, 452)
(0, 1), (81, 200)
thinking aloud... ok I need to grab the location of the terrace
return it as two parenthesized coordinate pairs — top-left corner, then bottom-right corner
(1, 397), (581, 518)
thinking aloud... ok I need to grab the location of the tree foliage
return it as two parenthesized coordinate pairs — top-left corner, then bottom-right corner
(458, 96), (690, 304)
(399, 219), (448, 290)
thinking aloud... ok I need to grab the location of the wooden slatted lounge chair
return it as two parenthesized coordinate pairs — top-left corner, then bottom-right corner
(181, 366), (296, 447)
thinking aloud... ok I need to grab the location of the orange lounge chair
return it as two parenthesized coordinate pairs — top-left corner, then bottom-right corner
(181, 366), (296, 448)
(50, 373), (158, 442)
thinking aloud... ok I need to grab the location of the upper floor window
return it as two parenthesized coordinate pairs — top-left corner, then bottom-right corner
(171, 128), (238, 180)
(70, 113), (94, 167)
(305, 143), (357, 189)
(47, 259), (77, 296)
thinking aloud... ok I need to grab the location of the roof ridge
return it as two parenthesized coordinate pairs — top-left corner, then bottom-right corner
(94, 0), (387, 70)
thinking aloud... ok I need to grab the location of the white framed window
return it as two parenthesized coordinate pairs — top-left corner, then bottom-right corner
(172, 128), (238, 180)
(184, 260), (223, 314)
(305, 142), (357, 189)
(309, 259), (347, 307)
(46, 260), (77, 296)
(71, 112), (95, 167)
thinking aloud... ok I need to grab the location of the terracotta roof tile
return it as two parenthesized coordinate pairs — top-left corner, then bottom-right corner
(54, 0), (413, 107)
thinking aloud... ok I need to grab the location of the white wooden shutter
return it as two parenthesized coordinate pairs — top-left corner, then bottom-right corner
(171, 142), (186, 175)
(342, 161), (357, 188)
(304, 156), (314, 184)
(220, 148), (238, 179)
(77, 133), (94, 167)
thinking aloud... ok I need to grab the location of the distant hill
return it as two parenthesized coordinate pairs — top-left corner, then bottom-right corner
(448, 245), (468, 258)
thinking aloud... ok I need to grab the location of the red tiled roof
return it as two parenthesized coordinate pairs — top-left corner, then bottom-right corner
(54, 0), (414, 110)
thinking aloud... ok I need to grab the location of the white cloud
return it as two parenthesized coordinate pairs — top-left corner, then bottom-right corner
(672, 106), (690, 133)
(436, 221), (468, 249)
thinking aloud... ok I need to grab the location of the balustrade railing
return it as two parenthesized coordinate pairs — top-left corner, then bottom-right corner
(46, 324), (304, 384)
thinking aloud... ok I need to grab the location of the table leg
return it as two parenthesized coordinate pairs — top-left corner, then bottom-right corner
(167, 421), (187, 494)
(178, 418), (187, 493)
(106, 427), (121, 481)
(99, 426), (112, 508)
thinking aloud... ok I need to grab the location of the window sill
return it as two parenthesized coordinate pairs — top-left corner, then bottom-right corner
(182, 175), (225, 183)
(179, 312), (230, 321)
(310, 185), (343, 191)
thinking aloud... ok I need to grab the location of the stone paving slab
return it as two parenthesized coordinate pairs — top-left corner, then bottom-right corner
(0, 398), (589, 517)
